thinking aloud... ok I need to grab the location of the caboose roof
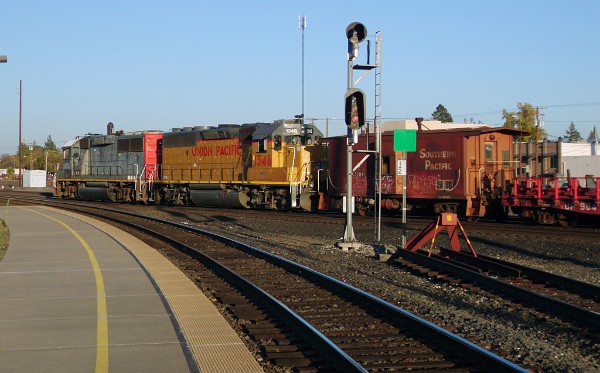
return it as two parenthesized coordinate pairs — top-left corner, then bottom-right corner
(380, 119), (528, 137)
(407, 126), (530, 137)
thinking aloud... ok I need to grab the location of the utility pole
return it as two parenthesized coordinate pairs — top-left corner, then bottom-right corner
(299, 15), (306, 122)
(19, 80), (23, 186)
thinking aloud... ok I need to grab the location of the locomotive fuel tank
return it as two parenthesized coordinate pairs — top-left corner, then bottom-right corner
(77, 186), (115, 201)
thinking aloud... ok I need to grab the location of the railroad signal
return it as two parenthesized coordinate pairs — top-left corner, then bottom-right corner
(346, 22), (367, 60)
(344, 88), (366, 129)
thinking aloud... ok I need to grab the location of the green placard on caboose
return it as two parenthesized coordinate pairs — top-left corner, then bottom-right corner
(393, 129), (417, 152)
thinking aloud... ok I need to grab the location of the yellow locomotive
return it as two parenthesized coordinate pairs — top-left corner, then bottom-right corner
(55, 119), (326, 212)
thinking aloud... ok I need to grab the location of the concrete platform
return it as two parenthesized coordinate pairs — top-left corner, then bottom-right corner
(0, 206), (263, 373)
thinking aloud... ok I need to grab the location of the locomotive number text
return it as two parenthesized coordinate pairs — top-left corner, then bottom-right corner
(254, 154), (272, 167)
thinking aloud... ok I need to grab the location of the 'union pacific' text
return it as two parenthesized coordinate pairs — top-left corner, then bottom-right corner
(192, 144), (241, 157)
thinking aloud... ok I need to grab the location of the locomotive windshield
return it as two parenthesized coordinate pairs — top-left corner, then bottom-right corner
(284, 135), (317, 145)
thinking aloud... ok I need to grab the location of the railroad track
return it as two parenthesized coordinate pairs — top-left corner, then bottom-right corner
(2, 189), (598, 241)
(392, 247), (600, 328)
(1, 195), (526, 372)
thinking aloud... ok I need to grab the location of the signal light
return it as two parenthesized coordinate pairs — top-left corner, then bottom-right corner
(345, 22), (367, 42)
(346, 22), (367, 61)
(344, 88), (366, 129)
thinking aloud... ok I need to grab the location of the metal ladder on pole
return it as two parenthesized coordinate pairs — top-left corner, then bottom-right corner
(374, 32), (383, 242)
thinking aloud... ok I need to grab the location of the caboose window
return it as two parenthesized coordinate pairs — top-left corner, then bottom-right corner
(485, 142), (495, 162)
(435, 180), (453, 191)
(382, 157), (390, 175)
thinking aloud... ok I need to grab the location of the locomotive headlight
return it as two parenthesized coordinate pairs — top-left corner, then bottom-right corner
(308, 179), (315, 189)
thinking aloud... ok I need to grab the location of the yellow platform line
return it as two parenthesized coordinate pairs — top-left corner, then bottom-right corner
(39, 206), (264, 373)
(22, 207), (108, 373)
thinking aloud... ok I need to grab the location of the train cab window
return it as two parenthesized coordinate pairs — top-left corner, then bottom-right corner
(274, 135), (282, 151)
(485, 142), (495, 162)
(258, 138), (268, 153)
(285, 136), (299, 145)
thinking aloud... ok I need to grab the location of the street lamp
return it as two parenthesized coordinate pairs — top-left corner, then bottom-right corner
(0, 55), (7, 63)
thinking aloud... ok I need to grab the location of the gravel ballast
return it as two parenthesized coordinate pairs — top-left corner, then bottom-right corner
(125, 206), (600, 372)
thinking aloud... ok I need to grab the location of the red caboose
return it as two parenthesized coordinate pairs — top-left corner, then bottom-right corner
(322, 121), (525, 219)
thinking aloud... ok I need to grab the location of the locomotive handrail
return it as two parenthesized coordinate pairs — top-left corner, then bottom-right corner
(287, 147), (297, 198)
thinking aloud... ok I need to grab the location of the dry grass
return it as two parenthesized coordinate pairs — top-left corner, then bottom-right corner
(0, 219), (8, 261)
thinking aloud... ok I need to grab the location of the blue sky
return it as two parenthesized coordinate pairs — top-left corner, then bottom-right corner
(1, 1), (599, 154)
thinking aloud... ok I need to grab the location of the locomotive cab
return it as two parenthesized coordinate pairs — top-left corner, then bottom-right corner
(245, 119), (324, 211)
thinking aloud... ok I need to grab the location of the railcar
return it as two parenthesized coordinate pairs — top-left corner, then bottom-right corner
(321, 123), (526, 219)
(54, 119), (325, 212)
(53, 123), (162, 203)
(158, 119), (325, 211)
(503, 175), (600, 227)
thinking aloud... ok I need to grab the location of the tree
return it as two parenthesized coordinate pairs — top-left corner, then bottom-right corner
(564, 122), (583, 142)
(0, 154), (19, 174)
(502, 102), (546, 141)
(588, 126), (598, 143)
(44, 135), (57, 151)
(431, 104), (453, 123)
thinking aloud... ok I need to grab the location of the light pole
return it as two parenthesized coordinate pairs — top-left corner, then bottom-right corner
(299, 16), (306, 122)
(0, 55), (7, 63)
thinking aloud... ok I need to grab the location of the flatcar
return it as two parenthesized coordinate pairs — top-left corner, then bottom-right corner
(54, 119), (326, 211)
(321, 122), (526, 219)
(503, 175), (600, 227)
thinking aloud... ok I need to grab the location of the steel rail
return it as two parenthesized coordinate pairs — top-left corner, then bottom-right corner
(397, 249), (600, 328)
(76, 204), (526, 372)
(441, 248), (600, 298)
